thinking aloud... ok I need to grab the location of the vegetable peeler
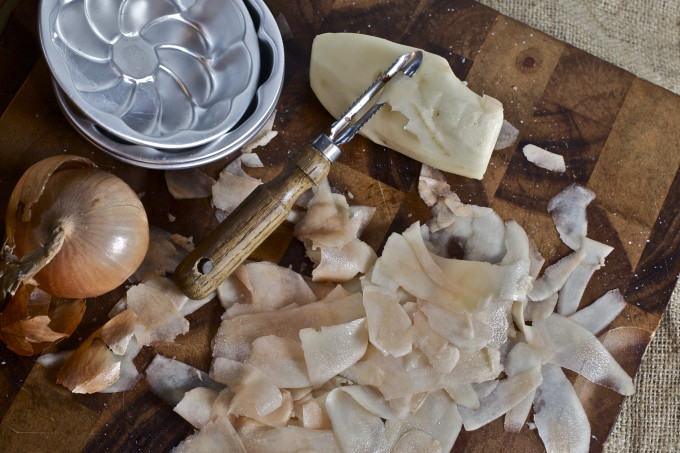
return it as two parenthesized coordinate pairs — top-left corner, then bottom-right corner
(175, 50), (423, 300)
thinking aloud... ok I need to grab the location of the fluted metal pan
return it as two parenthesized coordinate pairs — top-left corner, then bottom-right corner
(40, 0), (262, 149)
(51, 0), (284, 169)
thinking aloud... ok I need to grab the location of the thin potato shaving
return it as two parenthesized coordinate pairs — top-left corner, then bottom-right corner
(363, 285), (413, 357)
(242, 110), (278, 154)
(325, 387), (389, 453)
(241, 427), (341, 453)
(459, 367), (542, 430)
(247, 335), (311, 388)
(294, 179), (376, 282)
(300, 318), (369, 386)
(165, 168), (215, 200)
(568, 289), (626, 335)
(172, 416), (246, 453)
(212, 293), (365, 362)
(548, 184), (596, 250)
(127, 282), (189, 345)
(212, 154), (264, 218)
(234, 261), (316, 313)
(557, 237), (613, 315)
(533, 364), (590, 453)
(130, 227), (193, 283)
(494, 120), (519, 150)
(173, 387), (220, 429)
(146, 354), (222, 406)
(530, 314), (635, 395)
(522, 144), (566, 173)
(384, 390), (462, 452)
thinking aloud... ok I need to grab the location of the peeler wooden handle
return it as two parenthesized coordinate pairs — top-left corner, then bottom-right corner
(174, 50), (423, 300)
(174, 144), (331, 300)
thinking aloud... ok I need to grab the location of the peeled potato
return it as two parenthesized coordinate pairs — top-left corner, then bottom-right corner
(310, 33), (504, 179)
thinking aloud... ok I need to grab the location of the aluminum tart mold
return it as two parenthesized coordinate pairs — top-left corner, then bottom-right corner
(40, 0), (261, 149)
(51, 0), (284, 169)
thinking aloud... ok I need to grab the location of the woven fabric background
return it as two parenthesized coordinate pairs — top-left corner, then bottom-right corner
(477, 0), (680, 96)
(477, 1), (680, 450)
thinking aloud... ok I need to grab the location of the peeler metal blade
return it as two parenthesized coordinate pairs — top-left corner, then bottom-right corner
(312, 50), (423, 161)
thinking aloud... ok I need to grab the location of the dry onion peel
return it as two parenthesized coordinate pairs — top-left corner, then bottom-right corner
(55, 272), (212, 393)
(99, 338), (143, 393)
(0, 284), (84, 356)
(6, 155), (94, 230)
(56, 308), (138, 393)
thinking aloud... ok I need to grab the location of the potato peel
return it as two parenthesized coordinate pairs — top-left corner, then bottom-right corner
(46, 151), (634, 453)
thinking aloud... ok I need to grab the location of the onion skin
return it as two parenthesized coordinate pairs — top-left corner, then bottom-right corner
(9, 165), (149, 298)
(0, 284), (85, 356)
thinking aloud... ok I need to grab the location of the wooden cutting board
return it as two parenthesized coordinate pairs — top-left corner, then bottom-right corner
(1, 0), (678, 451)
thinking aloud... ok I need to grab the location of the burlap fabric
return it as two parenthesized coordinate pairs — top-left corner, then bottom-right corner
(478, 1), (680, 451)
(478, 0), (680, 96)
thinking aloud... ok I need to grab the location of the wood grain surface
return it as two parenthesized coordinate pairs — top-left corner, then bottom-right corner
(1, 0), (679, 452)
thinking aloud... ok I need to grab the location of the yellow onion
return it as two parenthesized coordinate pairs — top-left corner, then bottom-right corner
(4, 155), (149, 298)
